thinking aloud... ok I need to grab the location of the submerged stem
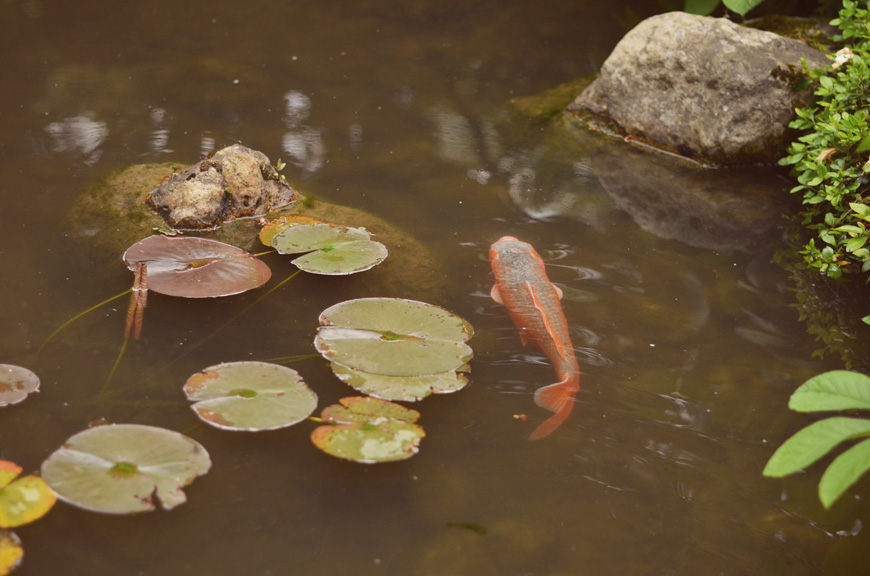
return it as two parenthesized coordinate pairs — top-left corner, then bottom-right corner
(102, 338), (129, 394)
(34, 289), (132, 360)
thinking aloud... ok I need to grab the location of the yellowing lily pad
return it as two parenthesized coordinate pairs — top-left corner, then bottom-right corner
(258, 216), (322, 247)
(269, 223), (388, 275)
(0, 475), (56, 529)
(0, 365), (39, 407)
(311, 397), (425, 463)
(122, 235), (271, 298)
(183, 361), (318, 431)
(330, 362), (469, 402)
(41, 424), (211, 514)
(315, 298), (473, 378)
(0, 529), (23, 576)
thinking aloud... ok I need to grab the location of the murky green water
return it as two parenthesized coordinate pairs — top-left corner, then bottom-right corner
(2, 1), (868, 574)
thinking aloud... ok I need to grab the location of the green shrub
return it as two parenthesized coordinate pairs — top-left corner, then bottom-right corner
(780, 1), (870, 323)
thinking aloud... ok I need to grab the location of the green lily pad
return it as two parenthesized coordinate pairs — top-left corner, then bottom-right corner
(0, 365), (39, 407)
(270, 223), (388, 275)
(183, 361), (318, 431)
(315, 298), (474, 377)
(41, 424), (211, 514)
(258, 216), (322, 247)
(311, 396), (425, 463)
(0, 529), (23, 576)
(123, 235), (271, 298)
(330, 362), (469, 402)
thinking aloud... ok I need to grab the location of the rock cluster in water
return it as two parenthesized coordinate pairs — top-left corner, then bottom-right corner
(145, 144), (298, 230)
(569, 12), (829, 165)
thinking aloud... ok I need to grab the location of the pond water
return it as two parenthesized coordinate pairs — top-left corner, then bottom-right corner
(1, 1), (868, 574)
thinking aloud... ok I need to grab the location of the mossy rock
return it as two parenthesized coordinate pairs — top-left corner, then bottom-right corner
(68, 162), (445, 297)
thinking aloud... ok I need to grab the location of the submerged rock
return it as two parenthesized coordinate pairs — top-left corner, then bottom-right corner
(569, 12), (829, 165)
(145, 144), (297, 230)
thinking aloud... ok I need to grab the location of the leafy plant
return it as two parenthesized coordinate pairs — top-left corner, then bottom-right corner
(779, 1), (870, 323)
(684, 0), (765, 17)
(763, 370), (870, 508)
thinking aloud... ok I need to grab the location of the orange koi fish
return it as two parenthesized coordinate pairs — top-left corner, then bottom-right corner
(489, 236), (580, 440)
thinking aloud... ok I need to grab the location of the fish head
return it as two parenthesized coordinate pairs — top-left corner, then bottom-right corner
(490, 236), (535, 262)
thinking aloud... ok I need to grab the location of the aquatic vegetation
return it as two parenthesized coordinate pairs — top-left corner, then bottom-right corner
(183, 361), (318, 431)
(123, 235), (272, 298)
(310, 396), (425, 463)
(41, 424), (211, 514)
(0, 461), (56, 528)
(259, 217), (388, 275)
(0, 529), (22, 576)
(0, 366), (39, 407)
(315, 298), (473, 400)
(764, 370), (870, 508)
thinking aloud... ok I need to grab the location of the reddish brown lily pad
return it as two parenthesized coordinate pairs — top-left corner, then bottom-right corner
(0, 365), (39, 407)
(122, 235), (271, 298)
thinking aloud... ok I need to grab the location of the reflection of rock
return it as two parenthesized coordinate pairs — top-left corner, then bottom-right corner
(145, 144), (297, 230)
(569, 12), (828, 165)
(44, 112), (107, 165)
(568, 120), (788, 252)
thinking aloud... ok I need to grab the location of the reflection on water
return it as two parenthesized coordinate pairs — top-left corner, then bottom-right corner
(2, 0), (868, 575)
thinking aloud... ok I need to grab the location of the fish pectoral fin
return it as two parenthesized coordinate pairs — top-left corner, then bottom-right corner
(554, 284), (563, 299)
(490, 284), (504, 305)
(519, 331), (528, 347)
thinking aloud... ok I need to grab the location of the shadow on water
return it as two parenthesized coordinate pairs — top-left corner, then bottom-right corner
(1, 0), (869, 574)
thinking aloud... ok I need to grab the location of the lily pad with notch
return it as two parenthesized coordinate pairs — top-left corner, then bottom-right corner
(0, 365), (39, 407)
(183, 361), (318, 431)
(266, 222), (388, 275)
(311, 396), (425, 463)
(315, 298), (473, 400)
(122, 235), (271, 298)
(41, 424), (211, 514)
(0, 461), (56, 529)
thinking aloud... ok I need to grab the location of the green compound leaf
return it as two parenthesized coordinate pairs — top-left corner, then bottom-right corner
(41, 424), (211, 514)
(311, 396), (425, 463)
(183, 361), (318, 431)
(819, 437), (870, 508)
(789, 370), (870, 412)
(763, 416), (870, 478)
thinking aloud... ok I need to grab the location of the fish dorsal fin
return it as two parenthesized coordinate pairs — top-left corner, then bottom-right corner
(490, 284), (504, 305)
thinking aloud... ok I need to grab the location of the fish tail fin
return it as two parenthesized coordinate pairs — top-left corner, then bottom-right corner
(529, 372), (580, 440)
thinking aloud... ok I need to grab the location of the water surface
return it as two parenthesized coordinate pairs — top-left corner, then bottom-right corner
(1, 1), (866, 574)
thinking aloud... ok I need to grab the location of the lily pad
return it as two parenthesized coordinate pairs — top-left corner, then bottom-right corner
(183, 361), (318, 431)
(258, 216), (322, 247)
(41, 424), (211, 514)
(0, 365), (39, 407)
(0, 529), (22, 576)
(0, 476), (56, 529)
(269, 223), (388, 275)
(330, 362), (469, 402)
(122, 235), (271, 298)
(311, 396), (425, 463)
(315, 298), (473, 378)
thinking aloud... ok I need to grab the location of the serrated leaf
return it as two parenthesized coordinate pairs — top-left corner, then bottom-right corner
(819, 437), (870, 508)
(763, 417), (870, 477)
(789, 370), (870, 412)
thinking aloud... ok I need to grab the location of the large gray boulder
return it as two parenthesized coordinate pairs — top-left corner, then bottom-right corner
(569, 12), (829, 165)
